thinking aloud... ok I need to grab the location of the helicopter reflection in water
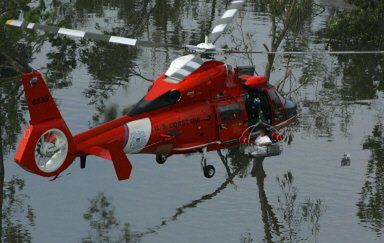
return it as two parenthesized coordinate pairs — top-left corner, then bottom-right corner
(80, 149), (326, 242)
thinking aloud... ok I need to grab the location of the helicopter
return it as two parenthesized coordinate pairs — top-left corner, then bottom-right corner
(6, 0), (297, 181)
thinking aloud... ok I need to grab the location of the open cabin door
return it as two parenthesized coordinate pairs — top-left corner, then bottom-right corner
(244, 86), (287, 126)
(215, 100), (246, 143)
(265, 87), (286, 125)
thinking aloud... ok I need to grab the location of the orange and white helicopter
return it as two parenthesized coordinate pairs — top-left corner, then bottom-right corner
(6, 0), (297, 181)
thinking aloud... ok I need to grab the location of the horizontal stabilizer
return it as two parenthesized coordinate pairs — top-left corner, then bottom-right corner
(106, 141), (132, 180)
(82, 146), (112, 160)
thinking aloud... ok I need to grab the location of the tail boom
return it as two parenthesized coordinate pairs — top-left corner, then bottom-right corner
(14, 71), (134, 180)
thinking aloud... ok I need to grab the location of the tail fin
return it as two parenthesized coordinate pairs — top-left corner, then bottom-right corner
(22, 71), (62, 125)
(14, 71), (76, 178)
(15, 71), (132, 181)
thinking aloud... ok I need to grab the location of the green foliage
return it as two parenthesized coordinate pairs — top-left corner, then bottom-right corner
(327, 0), (384, 52)
(358, 122), (384, 235)
(0, 0), (47, 75)
(275, 171), (326, 242)
(83, 193), (119, 242)
(258, 0), (315, 80)
(326, 0), (384, 101)
(0, 83), (26, 155)
(328, 6), (384, 49)
(0, 0), (46, 162)
(82, 193), (137, 242)
(268, 0), (314, 34)
(1, 176), (35, 243)
(348, 0), (384, 9)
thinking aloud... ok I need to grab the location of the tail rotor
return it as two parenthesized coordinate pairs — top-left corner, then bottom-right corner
(14, 71), (76, 178)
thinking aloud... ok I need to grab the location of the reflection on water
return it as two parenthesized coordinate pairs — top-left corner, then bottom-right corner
(240, 232), (253, 243)
(326, 0), (384, 101)
(275, 171), (326, 242)
(79, 154), (326, 243)
(251, 159), (281, 242)
(251, 161), (326, 243)
(82, 193), (138, 243)
(80, 150), (249, 242)
(134, 149), (248, 240)
(0, 2), (35, 238)
(358, 121), (384, 235)
(79, 150), (251, 242)
(1, 176), (35, 243)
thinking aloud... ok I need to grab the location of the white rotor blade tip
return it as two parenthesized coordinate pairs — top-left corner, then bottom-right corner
(58, 28), (86, 38)
(212, 24), (227, 34)
(27, 23), (35, 29)
(109, 36), (137, 46)
(222, 9), (238, 19)
(6, 20), (23, 27)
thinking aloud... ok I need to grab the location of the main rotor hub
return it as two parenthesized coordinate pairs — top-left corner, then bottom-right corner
(196, 42), (216, 50)
(196, 35), (216, 50)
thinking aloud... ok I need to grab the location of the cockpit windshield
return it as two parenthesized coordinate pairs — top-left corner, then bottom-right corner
(129, 90), (181, 116)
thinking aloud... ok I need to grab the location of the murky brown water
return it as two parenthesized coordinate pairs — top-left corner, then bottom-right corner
(1, 0), (384, 242)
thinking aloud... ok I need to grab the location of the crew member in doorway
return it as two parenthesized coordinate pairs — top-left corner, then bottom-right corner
(246, 93), (261, 125)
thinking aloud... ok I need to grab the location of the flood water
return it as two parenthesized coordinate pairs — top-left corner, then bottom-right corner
(1, 0), (384, 242)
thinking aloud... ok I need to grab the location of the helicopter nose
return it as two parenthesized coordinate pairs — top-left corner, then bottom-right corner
(284, 98), (297, 119)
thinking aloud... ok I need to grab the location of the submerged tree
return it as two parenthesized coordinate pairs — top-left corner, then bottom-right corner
(275, 171), (326, 243)
(1, 176), (35, 242)
(82, 193), (138, 243)
(251, 159), (282, 242)
(258, 0), (314, 81)
(326, 0), (384, 101)
(358, 121), (384, 235)
(0, 2), (82, 242)
(0, 3), (45, 241)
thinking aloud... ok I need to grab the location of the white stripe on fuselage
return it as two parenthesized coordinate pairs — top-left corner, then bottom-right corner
(124, 118), (152, 153)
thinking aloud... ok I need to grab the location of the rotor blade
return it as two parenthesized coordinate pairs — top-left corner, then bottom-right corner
(5, 19), (180, 49)
(224, 50), (384, 55)
(209, 0), (245, 44)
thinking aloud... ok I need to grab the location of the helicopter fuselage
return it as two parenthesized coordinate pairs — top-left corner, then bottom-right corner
(14, 55), (297, 180)
(73, 56), (296, 156)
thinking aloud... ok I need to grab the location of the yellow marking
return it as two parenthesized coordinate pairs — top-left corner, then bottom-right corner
(5, 20), (13, 25)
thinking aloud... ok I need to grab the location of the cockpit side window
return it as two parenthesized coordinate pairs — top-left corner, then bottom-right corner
(218, 103), (242, 121)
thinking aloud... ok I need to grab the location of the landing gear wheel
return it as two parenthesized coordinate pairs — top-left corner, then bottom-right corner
(156, 154), (167, 164)
(203, 165), (215, 178)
